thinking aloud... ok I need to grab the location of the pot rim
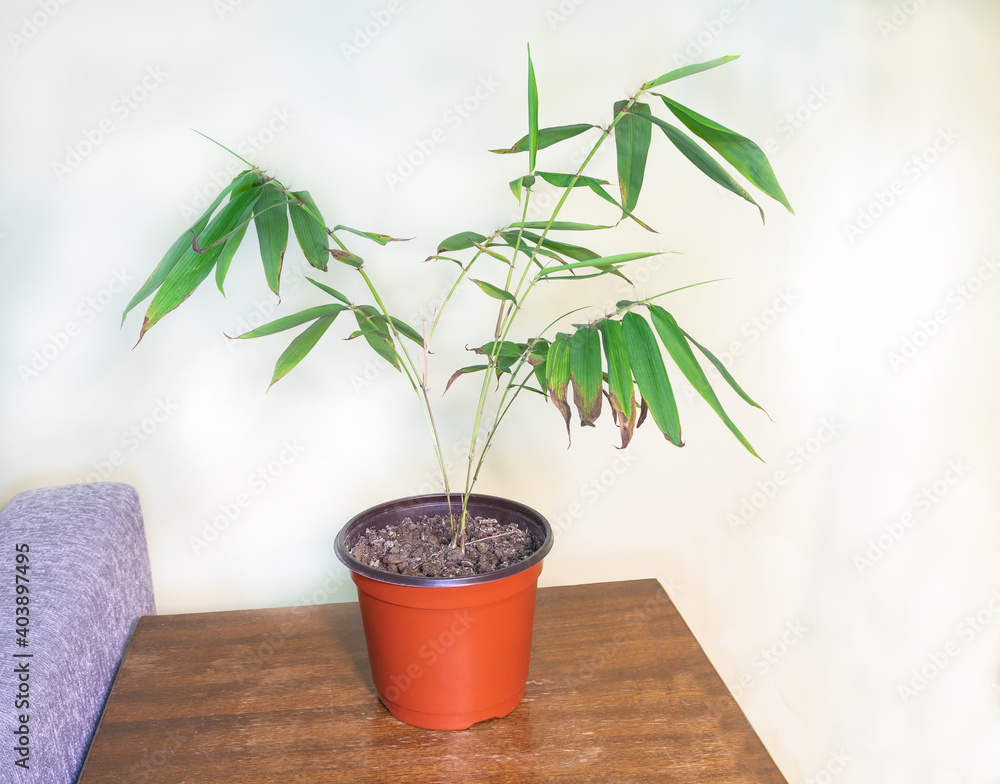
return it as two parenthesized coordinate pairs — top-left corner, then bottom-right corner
(334, 492), (554, 588)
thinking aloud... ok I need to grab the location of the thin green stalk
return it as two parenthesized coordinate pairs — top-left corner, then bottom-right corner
(460, 94), (647, 508)
(356, 266), (453, 501)
(426, 229), (503, 346)
(282, 180), (454, 502)
(458, 193), (536, 532)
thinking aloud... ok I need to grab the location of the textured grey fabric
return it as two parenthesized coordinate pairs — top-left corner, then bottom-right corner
(0, 482), (156, 783)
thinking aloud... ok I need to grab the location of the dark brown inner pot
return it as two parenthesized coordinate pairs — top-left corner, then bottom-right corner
(335, 493), (554, 588)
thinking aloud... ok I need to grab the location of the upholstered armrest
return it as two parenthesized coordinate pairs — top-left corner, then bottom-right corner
(0, 482), (156, 783)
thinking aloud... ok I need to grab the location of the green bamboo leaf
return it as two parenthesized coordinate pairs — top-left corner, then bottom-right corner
(598, 318), (636, 447)
(570, 326), (602, 427)
(330, 249), (364, 268)
(680, 328), (769, 416)
(471, 278), (517, 304)
(498, 234), (545, 266)
(535, 171), (656, 232)
(525, 338), (550, 391)
(139, 246), (220, 339)
(288, 190), (331, 271)
(515, 230), (600, 262)
(268, 314), (338, 388)
(614, 100), (652, 216)
(508, 221), (613, 232)
(533, 362), (547, 392)
(354, 305), (391, 335)
(473, 340), (526, 374)
(230, 168), (266, 196)
(621, 311), (682, 446)
(641, 112), (763, 219)
(444, 364), (489, 393)
(658, 95), (793, 213)
(253, 183), (290, 295)
(122, 170), (256, 325)
(392, 317), (424, 346)
(306, 277), (351, 305)
(545, 333), (573, 443)
(471, 242), (514, 266)
(124, 230), (199, 327)
(641, 55), (740, 89)
(233, 304), (347, 339)
(508, 174), (536, 200)
(535, 171), (609, 189)
(424, 254), (465, 268)
(536, 251), (661, 278)
(648, 305), (758, 457)
(497, 231), (563, 266)
(354, 306), (400, 370)
(215, 187), (265, 294)
(367, 313), (424, 346)
(527, 45), (539, 172)
(332, 225), (410, 246)
(139, 186), (261, 338)
(198, 186), (269, 253)
(437, 231), (488, 254)
(490, 123), (596, 154)
(526, 338), (549, 366)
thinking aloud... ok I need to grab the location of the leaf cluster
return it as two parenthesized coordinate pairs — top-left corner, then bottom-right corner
(122, 51), (792, 519)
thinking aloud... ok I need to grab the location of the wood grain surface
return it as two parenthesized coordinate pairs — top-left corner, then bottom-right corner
(77, 579), (787, 783)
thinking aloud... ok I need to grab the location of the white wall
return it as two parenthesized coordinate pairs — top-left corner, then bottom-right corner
(2, 0), (998, 780)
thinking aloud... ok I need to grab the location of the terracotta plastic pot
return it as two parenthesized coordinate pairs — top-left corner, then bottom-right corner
(334, 493), (553, 730)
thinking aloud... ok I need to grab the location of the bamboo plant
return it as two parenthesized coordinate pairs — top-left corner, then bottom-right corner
(123, 51), (792, 543)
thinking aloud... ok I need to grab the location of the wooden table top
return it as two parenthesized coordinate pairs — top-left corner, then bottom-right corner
(78, 579), (787, 783)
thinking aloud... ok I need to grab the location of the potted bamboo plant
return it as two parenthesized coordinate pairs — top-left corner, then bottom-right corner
(122, 50), (792, 730)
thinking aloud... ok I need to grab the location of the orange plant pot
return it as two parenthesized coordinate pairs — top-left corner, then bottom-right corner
(335, 494), (553, 730)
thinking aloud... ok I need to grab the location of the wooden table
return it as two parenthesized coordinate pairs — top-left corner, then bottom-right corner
(78, 579), (787, 783)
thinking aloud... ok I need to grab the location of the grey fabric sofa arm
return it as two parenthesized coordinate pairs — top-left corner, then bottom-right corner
(0, 482), (156, 783)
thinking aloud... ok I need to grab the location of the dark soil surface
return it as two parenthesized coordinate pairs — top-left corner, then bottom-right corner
(349, 514), (539, 578)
